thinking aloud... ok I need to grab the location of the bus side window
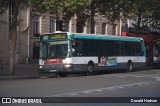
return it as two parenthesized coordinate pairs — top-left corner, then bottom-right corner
(106, 41), (116, 56)
(124, 42), (132, 56)
(72, 39), (83, 56)
(135, 43), (142, 56)
(115, 42), (125, 56)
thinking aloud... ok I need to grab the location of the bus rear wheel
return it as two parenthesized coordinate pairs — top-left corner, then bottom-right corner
(127, 61), (133, 72)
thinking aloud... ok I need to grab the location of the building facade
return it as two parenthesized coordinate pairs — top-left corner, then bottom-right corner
(0, 3), (30, 65)
(0, 3), (121, 66)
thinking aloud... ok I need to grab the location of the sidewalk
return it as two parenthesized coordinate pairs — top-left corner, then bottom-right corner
(0, 63), (40, 80)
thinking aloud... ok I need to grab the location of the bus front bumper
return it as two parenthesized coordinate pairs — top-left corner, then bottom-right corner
(39, 64), (74, 73)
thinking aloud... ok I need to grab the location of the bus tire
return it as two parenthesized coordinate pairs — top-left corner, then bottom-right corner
(59, 73), (67, 77)
(127, 61), (133, 72)
(86, 63), (94, 76)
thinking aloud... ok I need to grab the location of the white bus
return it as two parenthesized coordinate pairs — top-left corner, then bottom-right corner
(39, 32), (146, 76)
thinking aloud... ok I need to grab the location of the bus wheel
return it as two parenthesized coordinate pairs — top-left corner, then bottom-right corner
(127, 61), (133, 72)
(86, 64), (94, 76)
(59, 73), (67, 77)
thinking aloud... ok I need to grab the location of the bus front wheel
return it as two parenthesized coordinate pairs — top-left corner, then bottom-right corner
(127, 61), (133, 72)
(59, 73), (67, 77)
(86, 64), (94, 76)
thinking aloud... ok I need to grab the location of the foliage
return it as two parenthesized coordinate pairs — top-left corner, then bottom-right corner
(0, 0), (28, 76)
(98, 0), (131, 24)
(30, 0), (90, 21)
(124, 0), (160, 32)
(148, 0), (160, 30)
(0, 0), (8, 14)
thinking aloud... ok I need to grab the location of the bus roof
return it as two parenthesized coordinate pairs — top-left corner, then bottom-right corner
(40, 32), (143, 42)
(71, 33), (143, 42)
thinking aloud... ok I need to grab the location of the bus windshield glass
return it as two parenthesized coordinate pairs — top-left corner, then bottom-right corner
(40, 41), (69, 59)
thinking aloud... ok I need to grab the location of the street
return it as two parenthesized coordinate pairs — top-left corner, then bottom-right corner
(0, 69), (160, 105)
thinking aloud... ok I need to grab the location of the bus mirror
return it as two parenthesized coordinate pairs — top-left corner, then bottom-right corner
(72, 39), (75, 46)
(72, 48), (75, 52)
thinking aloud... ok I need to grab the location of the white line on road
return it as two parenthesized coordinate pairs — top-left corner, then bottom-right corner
(45, 81), (157, 97)
(155, 76), (160, 81)
(102, 73), (160, 78)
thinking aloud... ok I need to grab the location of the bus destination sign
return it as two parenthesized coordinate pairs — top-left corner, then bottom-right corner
(40, 33), (67, 41)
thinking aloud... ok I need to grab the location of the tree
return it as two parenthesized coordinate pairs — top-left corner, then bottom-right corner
(147, 0), (160, 30)
(98, 0), (131, 23)
(82, 0), (105, 34)
(89, 0), (99, 33)
(79, 0), (131, 34)
(123, 0), (160, 33)
(129, 0), (152, 33)
(30, 0), (133, 34)
(0, 0), (22, 76)
(30, 0), (90, 31)
(0, 0), (8, 14)
(0, 0), (90, 76)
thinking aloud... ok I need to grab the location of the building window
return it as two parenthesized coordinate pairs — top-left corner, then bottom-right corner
(102, 23), (106, 35)
(94, 24), (97, 34)
(50, 16), (55, 33)
(56, 20), (63, 31)
(76, 21), (84, 33)
(112, 24), (117, 35)
(9, 2), (15, 39)
(9, 2), (15, 23)
(64, 21), (69, 32)
(33, 16), (40, 37)
(87, 20), (91, 34)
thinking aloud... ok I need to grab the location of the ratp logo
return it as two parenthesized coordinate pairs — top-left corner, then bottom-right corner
(43, 36), (48, 40)
(2, 98), (11, 103)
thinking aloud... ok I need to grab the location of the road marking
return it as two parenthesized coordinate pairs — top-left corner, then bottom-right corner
(102, 73), (160, 79)
(95, 89), (103, 92)
(117, 86), (125, 88)
(68, 93), (78, 96)
(105, 87), (115, 90)
(46, 81), (157, 97)
(155, 76), (160, 81)
(83, 90), (93, 94)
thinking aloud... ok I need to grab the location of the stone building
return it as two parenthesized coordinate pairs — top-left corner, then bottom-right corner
(0, 3), (30, 66)
(0, 3), (121, 66)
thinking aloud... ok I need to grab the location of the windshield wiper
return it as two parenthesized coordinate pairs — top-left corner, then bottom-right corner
(42, 57), (47, 60)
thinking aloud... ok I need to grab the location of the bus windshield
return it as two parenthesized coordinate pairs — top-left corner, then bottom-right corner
(40, 41), (69, 59)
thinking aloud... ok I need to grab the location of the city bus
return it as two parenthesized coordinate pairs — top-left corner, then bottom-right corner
(153, 39), (160, 66)
(39, 31), (146, 76)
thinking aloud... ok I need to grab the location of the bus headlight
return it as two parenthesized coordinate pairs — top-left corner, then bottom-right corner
(64, 64), (73, 68)
(39, 65), (43, 69)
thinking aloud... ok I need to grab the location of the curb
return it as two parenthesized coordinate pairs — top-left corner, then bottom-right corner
(0, 76), (40, 80)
